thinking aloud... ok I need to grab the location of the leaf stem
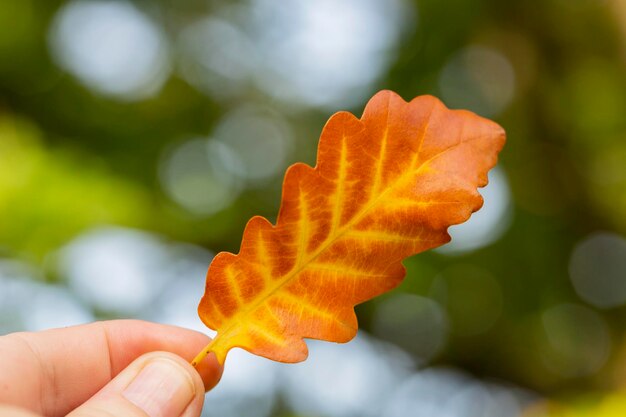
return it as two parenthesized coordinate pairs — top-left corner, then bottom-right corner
(191, 338), (216, 368)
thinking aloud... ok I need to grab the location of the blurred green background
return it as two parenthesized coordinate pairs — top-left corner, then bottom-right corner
(1, 0), (626, 416)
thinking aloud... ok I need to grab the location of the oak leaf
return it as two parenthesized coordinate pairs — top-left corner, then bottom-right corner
(193, 90), (505, 366)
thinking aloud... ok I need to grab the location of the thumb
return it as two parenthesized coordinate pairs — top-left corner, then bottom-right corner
(68, 352), (205, 417)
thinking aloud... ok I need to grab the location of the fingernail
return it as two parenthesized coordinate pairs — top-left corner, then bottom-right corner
(123, 358), (196, 417)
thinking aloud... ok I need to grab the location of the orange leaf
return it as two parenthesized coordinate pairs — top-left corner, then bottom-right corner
(194, 90), (505, 365)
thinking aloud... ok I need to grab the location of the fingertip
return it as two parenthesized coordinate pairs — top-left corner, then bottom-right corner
(69, 351), (207, 417)
(194, 351), (224, 392)
(129, 352), (206, 417)
(144, 352), (207, 397)
(92, 321), (224, 392)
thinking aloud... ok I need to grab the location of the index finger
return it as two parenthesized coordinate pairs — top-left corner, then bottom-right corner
(0, 320), (222, 417)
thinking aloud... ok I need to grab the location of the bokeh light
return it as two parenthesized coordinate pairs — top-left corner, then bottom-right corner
(48, 0), (170, 100)
(159, 139), (244, 216)
(569, 232), (626, 309)
(281, 334), (413, 417)
(146, 243), (215, 335)
(177, 0), (413, 107)
(0, 261), (93, 334)
(246, 0), (412, 107)
(439, 46), (516, 117)
(58, 227), (172, 315)
(540, 303), (612, 378)
(373, 294), (448, 365)
(178, 16), (257, 99)
(212, 105), (293, 183)
(204, 348), (279, 417)
(438, 167), (512, 254)
(384, 368), (528, 417)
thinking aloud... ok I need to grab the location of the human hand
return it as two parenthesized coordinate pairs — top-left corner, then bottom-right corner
(0, 320), (223, 417)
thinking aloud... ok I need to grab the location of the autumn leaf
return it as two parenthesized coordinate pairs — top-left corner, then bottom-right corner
(193, 90), (505, 366)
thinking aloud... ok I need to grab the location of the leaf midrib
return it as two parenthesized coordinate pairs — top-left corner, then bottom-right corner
(211, 103), (445, 350)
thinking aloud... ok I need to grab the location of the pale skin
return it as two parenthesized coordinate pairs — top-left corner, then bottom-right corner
(0, 320), (223, 417)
